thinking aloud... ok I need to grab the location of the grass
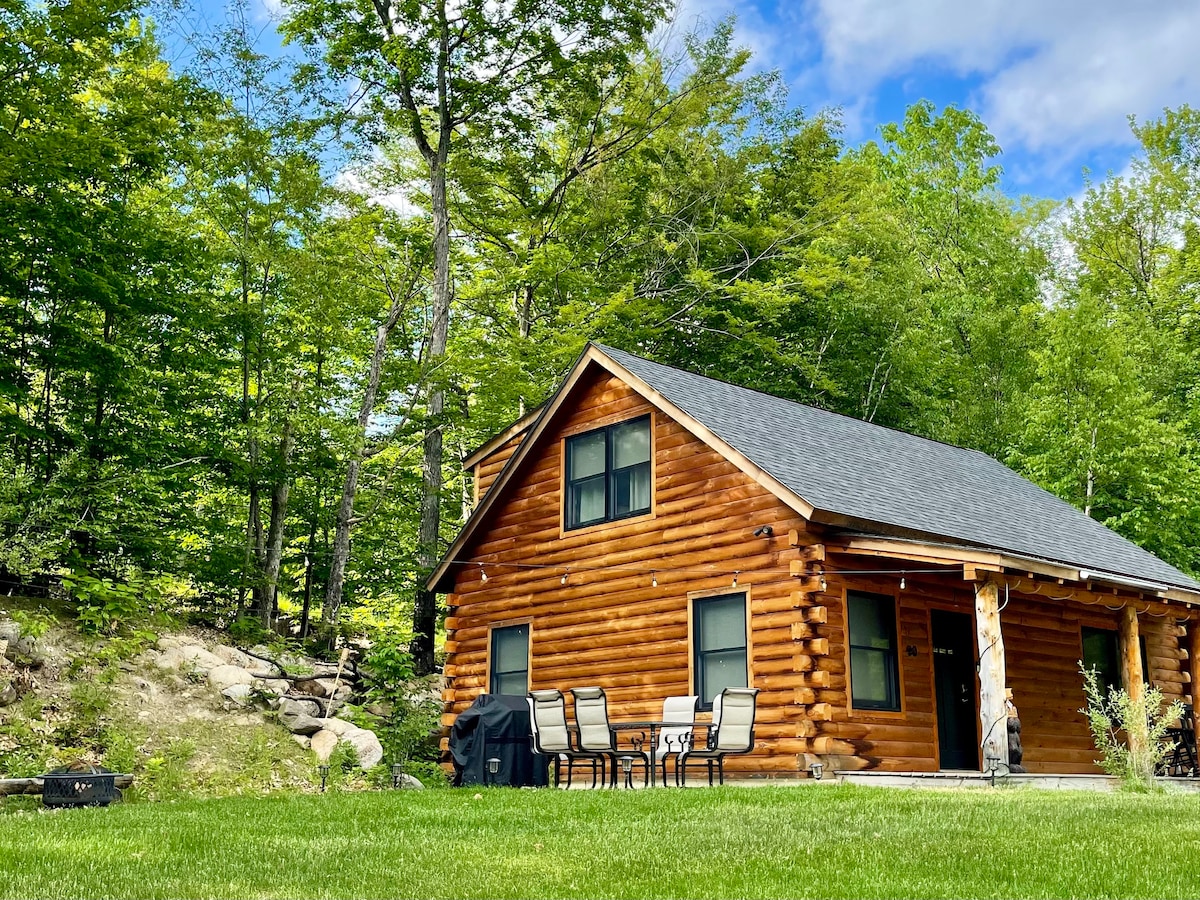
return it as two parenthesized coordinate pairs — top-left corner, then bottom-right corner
(2, 784), (1199, 898)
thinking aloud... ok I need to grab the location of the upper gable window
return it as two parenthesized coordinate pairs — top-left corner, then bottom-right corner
(565, 415), (651, 530)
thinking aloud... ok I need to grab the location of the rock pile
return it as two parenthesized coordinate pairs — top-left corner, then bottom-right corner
(145, 636), (382, 770)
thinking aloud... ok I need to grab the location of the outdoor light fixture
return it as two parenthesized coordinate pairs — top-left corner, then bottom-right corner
(651, 572), (658, 587)
(753, 525), (774, 537)
(985, 754), (1003, 787)
(809, 762), (824, 781)
(318, 764), (330, 793)
(486, 757), (501, 787)
(620, 756), (634, 789)
(561, 571), (568, 585)
(900, 576), (906, 590)
(732, 571), (739, 588)
(392, 763), (404, 789)
(480, 566), (488, 582)
(819, 577), (827, 591)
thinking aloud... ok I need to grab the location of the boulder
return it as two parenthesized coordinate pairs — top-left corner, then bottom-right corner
(208, 665), (254, 693)
(316, 717), (355, 736)
(278, 697), (322, 718)
(213, 645), (254, 668)
(153, 646), (186, 670)
(294, 678), (328, 698)
(252, 678), (289, 697)
(221, 683), (253, 705)
(177, 644), (225, 671)
(0, 677), (16, 707)
(310, 729), (339, 762)
(0, 621), (40, 664)
(340, 727), (383, 770)
(155, 635), (184, 651)
(291, 734), (311, 749)
(397, 773), (425, 790)
(281, 713), (325, 736)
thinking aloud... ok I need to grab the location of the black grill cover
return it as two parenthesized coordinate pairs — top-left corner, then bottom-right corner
(449, 694), (549, 787)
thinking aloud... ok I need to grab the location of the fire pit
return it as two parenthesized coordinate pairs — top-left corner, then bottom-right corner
(41, 764), (120, 808)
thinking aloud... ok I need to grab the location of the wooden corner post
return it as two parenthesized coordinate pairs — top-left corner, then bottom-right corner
(1118, 605), (1144, 704)
(1189, 621), (1200, 750)
(974, 576), (1009, 768)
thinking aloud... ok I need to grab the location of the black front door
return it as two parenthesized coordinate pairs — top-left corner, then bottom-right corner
(931, 609), (978, 770)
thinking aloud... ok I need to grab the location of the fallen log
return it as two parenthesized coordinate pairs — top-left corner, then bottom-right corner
(0, 774), (134, 797)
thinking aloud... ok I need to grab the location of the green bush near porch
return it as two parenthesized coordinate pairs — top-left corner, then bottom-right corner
(1, 784), (1197, 898)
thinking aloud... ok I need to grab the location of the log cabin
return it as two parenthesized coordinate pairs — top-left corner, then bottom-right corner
(428, 344), (1200, 778)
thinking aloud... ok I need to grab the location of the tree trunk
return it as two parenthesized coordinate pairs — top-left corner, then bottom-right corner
(323, 295), (409, 634)
(259, 390), (298, 627)
(412, 151), (451, 676)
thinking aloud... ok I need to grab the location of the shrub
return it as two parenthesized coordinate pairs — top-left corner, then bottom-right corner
(1079, 662), (1183, 790)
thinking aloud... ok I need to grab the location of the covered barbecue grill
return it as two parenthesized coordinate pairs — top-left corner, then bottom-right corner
(449, 694), (548, 787)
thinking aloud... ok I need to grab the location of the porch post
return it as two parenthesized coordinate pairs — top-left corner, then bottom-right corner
(1189, 621), (1200, 749)
(974, 576), (1009, 768)
(1118, 604), (1147, 760)
(1118, 605), (1143, 703)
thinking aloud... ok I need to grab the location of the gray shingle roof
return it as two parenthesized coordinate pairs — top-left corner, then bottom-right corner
(602, 344), (1200, 591)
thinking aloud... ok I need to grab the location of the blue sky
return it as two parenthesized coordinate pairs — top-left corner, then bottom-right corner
(194, 0), (1200, 201)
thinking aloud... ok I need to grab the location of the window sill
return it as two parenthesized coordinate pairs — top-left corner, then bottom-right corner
(559, 509), (656, 540)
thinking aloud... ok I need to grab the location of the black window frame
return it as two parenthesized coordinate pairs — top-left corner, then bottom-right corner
(691, 591), (749, 711)
(1081, 626), (1149, 695)
(488, 623), (530, 697)
(847, 590), (902, 712)
(564, 414), (652, 530)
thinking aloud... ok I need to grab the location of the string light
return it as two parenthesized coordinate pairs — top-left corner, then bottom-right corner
(732, 571), (739, 588)
(651, 572), (658, 587)
(561, 570), (569, 585)
(479, 566), (487, 583)
(900, 577), (906, 590)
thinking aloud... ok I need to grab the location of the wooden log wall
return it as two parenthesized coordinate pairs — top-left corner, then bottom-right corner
(443, 364), (1195, 779)
(473, 432), (525, 505)
(443, 368), (818, 778)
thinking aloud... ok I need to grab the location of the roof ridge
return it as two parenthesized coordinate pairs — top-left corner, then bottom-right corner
(595, 343), (991, 459)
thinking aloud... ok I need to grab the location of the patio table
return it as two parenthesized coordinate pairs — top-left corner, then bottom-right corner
(609, 720), (711, 787)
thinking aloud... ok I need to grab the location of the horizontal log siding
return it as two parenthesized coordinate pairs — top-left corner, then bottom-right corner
(812, 564), (1190, 775)
(473, 433), (525, 505)
(443, 370), (814, 778)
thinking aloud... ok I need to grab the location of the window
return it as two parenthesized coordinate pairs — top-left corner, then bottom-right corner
(692, 592), (748, 710)
(489, 624), (529, 696)
(565, 416), (651, 530)
(1081, 626), (1148, 695)
(848, 591), (901, 711)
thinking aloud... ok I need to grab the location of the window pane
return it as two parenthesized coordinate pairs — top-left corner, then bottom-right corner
(610, 463), (650, 518)
(698, 595), (745, 651)
(569, 475), (605, 527)
(490, 625), (529, 696)
(850, 648), (891, 705)
(1082, 627), (1119, 694)
(699, 648), (747, 705)
(568, 431), (606, 479)
(612, 418), (650, 468)
(848, 592), (895, 650)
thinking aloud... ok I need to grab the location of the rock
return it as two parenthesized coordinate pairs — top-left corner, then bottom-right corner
(316, 717), (355, 736)
(310, 729), (339, 762)
(291, 734), (311, 749)
(365, 702), (392, 718)
(294, 678), (328, 698)
(221, 683), (253, 705)
(340, 727), (383, 770)
(283, 714), (325, 735)
(177, 644), (225, 671)
(397, 773), (424, 790)
(278, 697), (322, 718)
(153, 646), (185, 670)
(155, 636), (184, 651)
(252, 678), (288, 696)
(0, 678), (16, 707)
(0, 621), (39, 664)
(213, 645), (254, 668)
(208, 665), (254, 693)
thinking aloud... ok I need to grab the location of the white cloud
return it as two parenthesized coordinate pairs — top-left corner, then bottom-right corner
(668, 0), (800, 73)
(807, 0), (1200, 155)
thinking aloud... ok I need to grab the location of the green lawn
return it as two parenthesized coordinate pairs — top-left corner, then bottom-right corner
(1, 784), (1198, 898)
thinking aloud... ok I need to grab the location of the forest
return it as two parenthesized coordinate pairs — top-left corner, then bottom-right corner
(5, 0), (1200, 673)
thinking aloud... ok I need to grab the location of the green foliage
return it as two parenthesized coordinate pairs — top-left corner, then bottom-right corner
(1079, 663), (1184, 790)
(62, 571), (148, 635)
(360, 632), (441, 772)
(9, 608), (54, 641)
